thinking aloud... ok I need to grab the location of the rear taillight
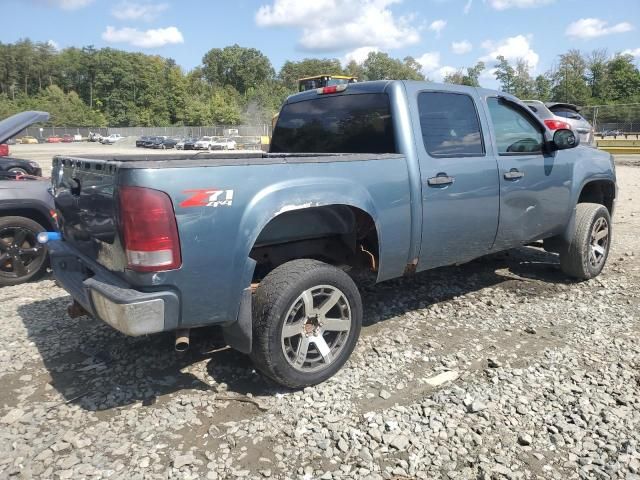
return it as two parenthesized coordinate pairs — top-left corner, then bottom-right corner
(119, 186), (182, 272)
(317, 84), (347, 95)
(544, 119), (572, 130)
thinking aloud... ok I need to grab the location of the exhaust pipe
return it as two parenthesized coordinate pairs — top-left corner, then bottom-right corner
(175, 329), (190, 352)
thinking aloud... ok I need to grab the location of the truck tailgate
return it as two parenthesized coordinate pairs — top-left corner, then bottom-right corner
(52, 156), (127, 271)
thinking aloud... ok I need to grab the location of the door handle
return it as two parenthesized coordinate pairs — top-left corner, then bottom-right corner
(504, 169), (524, 180)
(427, 174), (455, 186)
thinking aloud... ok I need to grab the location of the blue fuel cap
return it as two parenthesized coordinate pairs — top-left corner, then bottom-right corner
(37, 231), (62, 244)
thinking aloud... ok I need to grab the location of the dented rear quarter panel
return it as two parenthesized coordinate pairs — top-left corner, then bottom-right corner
(123, 155), (413, 328)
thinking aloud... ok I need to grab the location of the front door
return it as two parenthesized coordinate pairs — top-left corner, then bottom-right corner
(484, 96), (572, 250)
(406, 86), (500, 271)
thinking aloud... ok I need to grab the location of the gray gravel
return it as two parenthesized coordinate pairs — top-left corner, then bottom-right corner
(1, 163), (639, 480)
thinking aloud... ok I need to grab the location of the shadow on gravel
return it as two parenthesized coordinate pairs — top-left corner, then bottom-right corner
(17, 246), (569, 408)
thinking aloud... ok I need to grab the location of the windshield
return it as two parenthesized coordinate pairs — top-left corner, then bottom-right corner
(271, 93), (396, 154)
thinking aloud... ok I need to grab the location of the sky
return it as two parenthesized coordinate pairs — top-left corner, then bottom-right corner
(3, 0), (640, 88)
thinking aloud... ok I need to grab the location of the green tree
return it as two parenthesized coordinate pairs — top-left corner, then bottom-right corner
(494, 55), (516, 93)
(607, 54), (640, 102)
(361, 52), (424, 81)
(443, 62), (484, 86)
(201, 44), (274, 94)
(534, 74), (552, 101)
(279, 58), (344, 91)
(551, 50), (591, 105)
(512, 59), (535, 99)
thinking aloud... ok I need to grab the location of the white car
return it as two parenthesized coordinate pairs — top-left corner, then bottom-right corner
(194, 136), (215, 150)
(100, 134), (123, 145)
(210, 138), (237, 150)
(73, 134), (83, 142)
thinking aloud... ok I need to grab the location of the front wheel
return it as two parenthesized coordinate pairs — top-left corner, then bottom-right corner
(560, 203), (611, 280)
(0, 216), (48, 287)
(251, 259), (362, 388)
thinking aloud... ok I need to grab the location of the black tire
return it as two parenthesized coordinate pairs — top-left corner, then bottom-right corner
(560, 203), (611, 280)
(0, 216), (48, 287)
(251, 259), (362, 388)
(8, 168), (28, 175)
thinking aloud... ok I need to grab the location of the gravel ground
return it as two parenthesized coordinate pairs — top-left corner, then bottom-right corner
(1, 161), (639, 480)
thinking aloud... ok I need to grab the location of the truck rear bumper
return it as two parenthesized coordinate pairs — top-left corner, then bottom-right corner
(49, 241), (180, 336)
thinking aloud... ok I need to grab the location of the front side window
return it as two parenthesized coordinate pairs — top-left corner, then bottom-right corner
(418, 92), (484, 157)
(487, 97), (544, 154)
(271, 93), (395, 154)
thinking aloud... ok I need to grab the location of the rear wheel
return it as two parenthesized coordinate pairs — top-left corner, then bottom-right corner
(0, 216), (48, 287)
(560, 203), (611, 280)
(251, 259), (362, 388)
(8, 168), (28, 175)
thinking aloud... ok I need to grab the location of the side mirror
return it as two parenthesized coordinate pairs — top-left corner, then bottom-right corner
(552, 129), (579, 150)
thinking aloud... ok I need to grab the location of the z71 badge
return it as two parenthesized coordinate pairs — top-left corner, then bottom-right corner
(180, 189), (234, 208)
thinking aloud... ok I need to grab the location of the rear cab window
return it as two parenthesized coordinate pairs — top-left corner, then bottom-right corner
(270, 93), (396, 154)
(417, 91), (484, 157)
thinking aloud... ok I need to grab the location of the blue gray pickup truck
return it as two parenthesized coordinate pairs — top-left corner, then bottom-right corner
(48, 81), (616, 388)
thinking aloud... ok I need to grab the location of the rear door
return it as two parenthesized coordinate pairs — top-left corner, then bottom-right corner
(405, 85), (500, 270)
(483, 96), (572, 249)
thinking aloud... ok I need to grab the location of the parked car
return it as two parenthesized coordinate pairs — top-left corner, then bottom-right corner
(149, 137), (178, 149)
(18, 136), (39, 145)
(194, 136), (215, 150)
(88, 132), (103, 142)
(210, 137), (237, 150)
(0, 111), (55, 286)
(100, 134), (123, 145)
(182, 138), (199, 150)
(47, 135), (62, 143)
(49, 81), (616, 388)
(136, 136), (150, 147)
(62, 134), (74, 143)
(73, 133), (83, 142)
(524, 100), (595, 146)
(0, 157), (42, 176)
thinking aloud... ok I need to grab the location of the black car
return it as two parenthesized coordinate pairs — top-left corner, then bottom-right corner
(150, 137), (178, 149)
(142, 136), (160, 148)
(182, 137), (199, 150)
(0, 110), (56, 286)
(136, 136), (150, 147)
(0, 156), (43, 176)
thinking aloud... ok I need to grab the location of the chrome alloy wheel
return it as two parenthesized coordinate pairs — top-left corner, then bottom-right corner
(281, 285), (352, 372)
(589, 217), (609, 268)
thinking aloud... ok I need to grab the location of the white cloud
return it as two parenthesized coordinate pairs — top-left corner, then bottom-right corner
(622, 48), (640, 58)
(255, 0), (420, 52)
(342, 46), (380, 65)
(415, 52), (457, 82)
(47, 40), (59, 50)
(417, 51), (440, 72)
(488, 0), (554, 10)
(565, 18), (633, 40)
(480, 34), (539, 70)
(463, 0), (472, 14)
(35, 0), (94, 9)
(111, 1), (169, 22)
(428, 19), (447, 38)
(452, 40), (472, 54)
(102, 26), (184, 48)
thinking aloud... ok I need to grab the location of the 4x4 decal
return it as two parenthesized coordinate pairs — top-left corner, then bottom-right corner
(180, 189), (234, 208)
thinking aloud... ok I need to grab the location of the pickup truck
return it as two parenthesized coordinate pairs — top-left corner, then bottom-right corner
(48, 81), (616, 388)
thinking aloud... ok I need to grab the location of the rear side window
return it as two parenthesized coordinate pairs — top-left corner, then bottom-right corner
(270, 93), (396, 154)
(418, 92), (484, 157)
(551, 109), (583, 121)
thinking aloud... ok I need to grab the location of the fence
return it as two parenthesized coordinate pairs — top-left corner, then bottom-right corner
(581, 104), (640, 134)
(17, 124), (272, 140)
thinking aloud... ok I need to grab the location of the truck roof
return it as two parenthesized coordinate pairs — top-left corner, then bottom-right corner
(284, 80), (505, 105)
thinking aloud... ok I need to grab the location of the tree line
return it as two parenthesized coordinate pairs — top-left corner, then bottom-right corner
(0, 39), (638, 127)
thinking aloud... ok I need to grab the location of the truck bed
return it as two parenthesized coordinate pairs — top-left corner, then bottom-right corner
(53, 152), (404, 169)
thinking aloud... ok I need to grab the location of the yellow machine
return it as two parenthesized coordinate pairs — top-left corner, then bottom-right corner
(297, 75), (357, 92)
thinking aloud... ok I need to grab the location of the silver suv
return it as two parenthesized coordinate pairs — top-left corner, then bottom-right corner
(524, 100), (595, 146)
